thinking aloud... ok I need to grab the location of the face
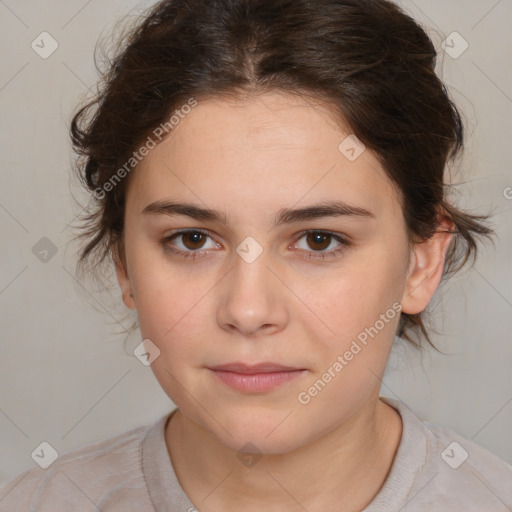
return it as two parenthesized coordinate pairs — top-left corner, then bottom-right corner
(115, 91), (449, 454)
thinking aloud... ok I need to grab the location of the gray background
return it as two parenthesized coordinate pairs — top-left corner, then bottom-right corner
(1, 0), (511, 485)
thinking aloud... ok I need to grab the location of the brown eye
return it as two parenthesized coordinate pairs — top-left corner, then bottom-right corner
(161, 229), (219, 258)
(293, 230), (349, 259)
(181, 231), (207, 250)
(161, 229), (349, 261)
(305, 231), (332, 251)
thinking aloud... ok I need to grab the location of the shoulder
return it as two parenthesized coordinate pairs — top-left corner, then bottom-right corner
(0, 420), (157, 511)
(383, 397), (512, 511)
(374, 397), (512, 511)
(420, 421), (512, 510)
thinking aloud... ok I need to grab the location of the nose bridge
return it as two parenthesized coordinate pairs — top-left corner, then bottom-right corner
(229, 236), (272, 301)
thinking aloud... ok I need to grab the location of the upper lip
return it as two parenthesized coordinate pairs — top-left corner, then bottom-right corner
(208, 362), (304, 374)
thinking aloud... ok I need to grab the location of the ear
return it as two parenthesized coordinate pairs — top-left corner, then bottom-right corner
(401, 215), (455, 315)
(114, 246), (137, 311)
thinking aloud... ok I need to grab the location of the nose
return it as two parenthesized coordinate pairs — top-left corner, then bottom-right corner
(216, 247), (289, 337)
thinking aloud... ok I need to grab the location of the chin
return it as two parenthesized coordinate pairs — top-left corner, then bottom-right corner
(209, 418), (307, 456)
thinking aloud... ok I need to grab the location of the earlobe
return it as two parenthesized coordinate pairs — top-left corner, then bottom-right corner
(401, 217), (455, 315)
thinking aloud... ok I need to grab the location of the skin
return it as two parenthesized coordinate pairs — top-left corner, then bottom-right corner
(115, 91), (454, 511)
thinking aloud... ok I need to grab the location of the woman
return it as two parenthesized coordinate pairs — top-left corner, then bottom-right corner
(1, 0), (510, 510)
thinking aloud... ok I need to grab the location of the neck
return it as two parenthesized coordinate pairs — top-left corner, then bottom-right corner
(165, 394), (402, 512)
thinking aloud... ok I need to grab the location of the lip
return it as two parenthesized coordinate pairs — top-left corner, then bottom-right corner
(207, 362), (304, 374)
(207, 362), (307, 393)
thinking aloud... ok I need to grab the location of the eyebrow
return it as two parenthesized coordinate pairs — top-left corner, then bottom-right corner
(141, 199), (375, 227)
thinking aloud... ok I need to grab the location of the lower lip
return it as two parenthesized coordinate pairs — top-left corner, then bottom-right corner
(209, 369), (307, 392)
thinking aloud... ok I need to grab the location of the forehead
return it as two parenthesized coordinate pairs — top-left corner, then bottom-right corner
(127, 92), (402, 221)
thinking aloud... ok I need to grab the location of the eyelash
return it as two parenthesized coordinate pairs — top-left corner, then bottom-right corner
(160, 229), (350, 261)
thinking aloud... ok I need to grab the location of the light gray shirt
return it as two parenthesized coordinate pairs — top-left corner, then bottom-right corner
(1, 397), (511, 511)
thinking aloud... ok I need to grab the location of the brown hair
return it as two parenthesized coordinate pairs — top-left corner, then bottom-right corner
(69, 0), (494, 351)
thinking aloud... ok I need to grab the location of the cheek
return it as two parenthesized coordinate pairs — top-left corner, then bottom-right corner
(137, 284), (207, 352)
(137, 297), (208, 410)
(131, 250), (214, 364)
(299, 254), (404, 336)
(127, 236), (204, 335)
(295, 274), (401, 414)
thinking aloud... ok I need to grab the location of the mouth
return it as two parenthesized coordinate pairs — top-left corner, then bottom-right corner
(207, 362), (308, 393)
